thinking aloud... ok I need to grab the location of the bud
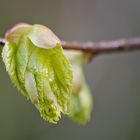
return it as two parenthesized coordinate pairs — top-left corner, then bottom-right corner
(2, 23), (73, 123)
(64, 50), (93, 124)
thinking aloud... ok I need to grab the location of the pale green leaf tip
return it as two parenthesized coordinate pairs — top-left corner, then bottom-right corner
(2, 23), (73, 124)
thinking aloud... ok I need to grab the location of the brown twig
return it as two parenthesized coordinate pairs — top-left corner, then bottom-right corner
(1, 37), (140, 55)
(62, 38), (140, 55)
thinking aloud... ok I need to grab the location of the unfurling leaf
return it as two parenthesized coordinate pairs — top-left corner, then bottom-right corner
(64, 50), (93, 124)
(2, 23), (73, 123)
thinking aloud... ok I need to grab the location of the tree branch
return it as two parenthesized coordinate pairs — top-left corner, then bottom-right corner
(1, 37), (140, 55)
(62, 38), (140, 54)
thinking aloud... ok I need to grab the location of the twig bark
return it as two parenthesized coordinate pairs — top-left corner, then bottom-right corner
(62, 38), (140, 54)
(1, 37), (140, 55)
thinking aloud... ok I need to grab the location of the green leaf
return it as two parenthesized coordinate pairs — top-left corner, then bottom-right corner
(2, 23), (73, 124)
(68, 84), (92, 124)
(64, 50), (93, 124)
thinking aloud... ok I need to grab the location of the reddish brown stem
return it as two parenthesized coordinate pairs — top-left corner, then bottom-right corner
(62, 38), (140, 54)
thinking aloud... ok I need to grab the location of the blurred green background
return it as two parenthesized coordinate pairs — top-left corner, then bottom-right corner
(0, 0), (140, 140)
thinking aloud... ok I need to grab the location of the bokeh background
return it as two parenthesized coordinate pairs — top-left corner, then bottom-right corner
(0, 0), (140, 140)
